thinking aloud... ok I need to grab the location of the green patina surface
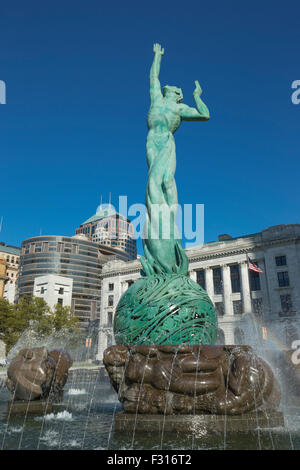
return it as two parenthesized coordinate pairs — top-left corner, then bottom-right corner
(114, 274), (217, 345)
(141, 43), (210, 277)
(114, 44), (217, 346)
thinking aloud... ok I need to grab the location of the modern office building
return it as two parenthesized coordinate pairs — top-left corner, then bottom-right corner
(0, 242), (20, 303)
(18, 234), (115, 327)
(75, 204), (137, 261)
(96, 224), (300, 362)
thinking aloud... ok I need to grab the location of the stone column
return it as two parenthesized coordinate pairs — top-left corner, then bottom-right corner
(219, 320), (235, 345)
(240, 261), (252, 314)
(96, 329), (107, 362)
(121, 281), (129, 294)
(189, 270), (197, 282)
(221, 264), (233, 316)
(204, 268), (214, 302)
(258, 259), (271, 318)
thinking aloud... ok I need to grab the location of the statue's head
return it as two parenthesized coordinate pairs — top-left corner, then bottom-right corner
(163, 85), (183, 103)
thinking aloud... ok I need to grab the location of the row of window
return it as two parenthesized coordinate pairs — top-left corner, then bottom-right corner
(196, 265), (261, 294)
(40, 286), (64, 295)
(22, 241), (98, 257)
(214, 298), (263, 316)
(4, 255), (19, 264)
(210, 295), (294, 316)
(196, 264), (291, 294)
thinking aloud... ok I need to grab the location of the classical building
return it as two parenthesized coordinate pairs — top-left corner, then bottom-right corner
(96, 224), (300, 362)
(0, 242), (21, 303)
(75, 204), (137, 261)
(17, 234), (134, 328)
(0, 258), (6, 298)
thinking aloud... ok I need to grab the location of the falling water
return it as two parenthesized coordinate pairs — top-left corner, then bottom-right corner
(1, 318), (300, 449)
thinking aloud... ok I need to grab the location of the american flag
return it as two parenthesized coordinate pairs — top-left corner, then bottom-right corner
(247, 256), (263, 273)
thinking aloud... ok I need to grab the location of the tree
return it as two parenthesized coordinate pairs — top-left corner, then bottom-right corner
(0, 296), (80, 353)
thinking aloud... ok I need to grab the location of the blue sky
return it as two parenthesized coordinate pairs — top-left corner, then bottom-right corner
(0, 0), (299, 254)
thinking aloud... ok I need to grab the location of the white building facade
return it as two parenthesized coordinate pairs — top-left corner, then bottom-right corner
(96, 224), (300, 362)
(33, 274), (73, 309)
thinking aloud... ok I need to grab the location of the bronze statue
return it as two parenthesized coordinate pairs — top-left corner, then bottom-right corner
(6, 347), (72, 401)
(104, 345), (281, 415)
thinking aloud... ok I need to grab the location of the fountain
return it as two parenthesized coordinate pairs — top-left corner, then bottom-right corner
(103, 43), (284, 436)
(0, 44), (300, 450)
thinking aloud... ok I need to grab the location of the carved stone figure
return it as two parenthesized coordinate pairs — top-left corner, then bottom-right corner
(104, 345), (281, 415)
(6, 347), (72, 401)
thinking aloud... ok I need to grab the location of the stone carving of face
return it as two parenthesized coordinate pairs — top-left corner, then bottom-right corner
(6, 347), (73, 401)
(6, 347), (50, 400)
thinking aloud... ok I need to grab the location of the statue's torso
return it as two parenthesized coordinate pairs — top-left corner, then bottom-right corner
(147, 98), (181, 135)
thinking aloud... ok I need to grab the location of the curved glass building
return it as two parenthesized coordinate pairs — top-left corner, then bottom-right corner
(17, 234), (127, 327)
(75, 204), (137, 260)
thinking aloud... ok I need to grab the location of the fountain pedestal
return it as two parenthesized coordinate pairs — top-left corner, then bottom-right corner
(114, 410), (284, 434)
(104, 344), (284, 431)
(7, 399), (67, 416)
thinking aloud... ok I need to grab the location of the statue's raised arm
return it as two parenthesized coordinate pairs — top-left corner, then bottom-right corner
(179, 81), (210, 121)
(150, 43), (164, 102)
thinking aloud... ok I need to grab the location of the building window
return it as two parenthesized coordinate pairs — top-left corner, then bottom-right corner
(277, 271), (290, 287)
(42, 242), (49, 252)
(230, 265), (241, 293)
(108, 311), (113, 326)
(252, 298), (263, 315)
(71, 244), (78, 254)
(107, 333), (113, 347)
(250, 270), (261, 291)
(40, 287), (45, 294)
(57, 242), (63, 253)
(196, 270), (205, 289)
(233, 300), (243, 315)
(234, 327), (245, 345)
(280, 294), (293, 313)
(108, 295), (114, 307)
(59, 287), (64, 295)
(213, 268), (222, 295)
(215, 328), (225, 345)
(109, 283), (114, 291)
(215, 302), (224, 316)
(275, 255), (287, 266)
(57, 298), (63, 305)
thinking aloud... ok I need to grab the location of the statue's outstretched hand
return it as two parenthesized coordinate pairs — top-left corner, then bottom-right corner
(153, 43), (164, 56)
(193, 80), (202, 97)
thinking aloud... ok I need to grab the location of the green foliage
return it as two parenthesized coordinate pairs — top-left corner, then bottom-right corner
(0, 296), (80, 353)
